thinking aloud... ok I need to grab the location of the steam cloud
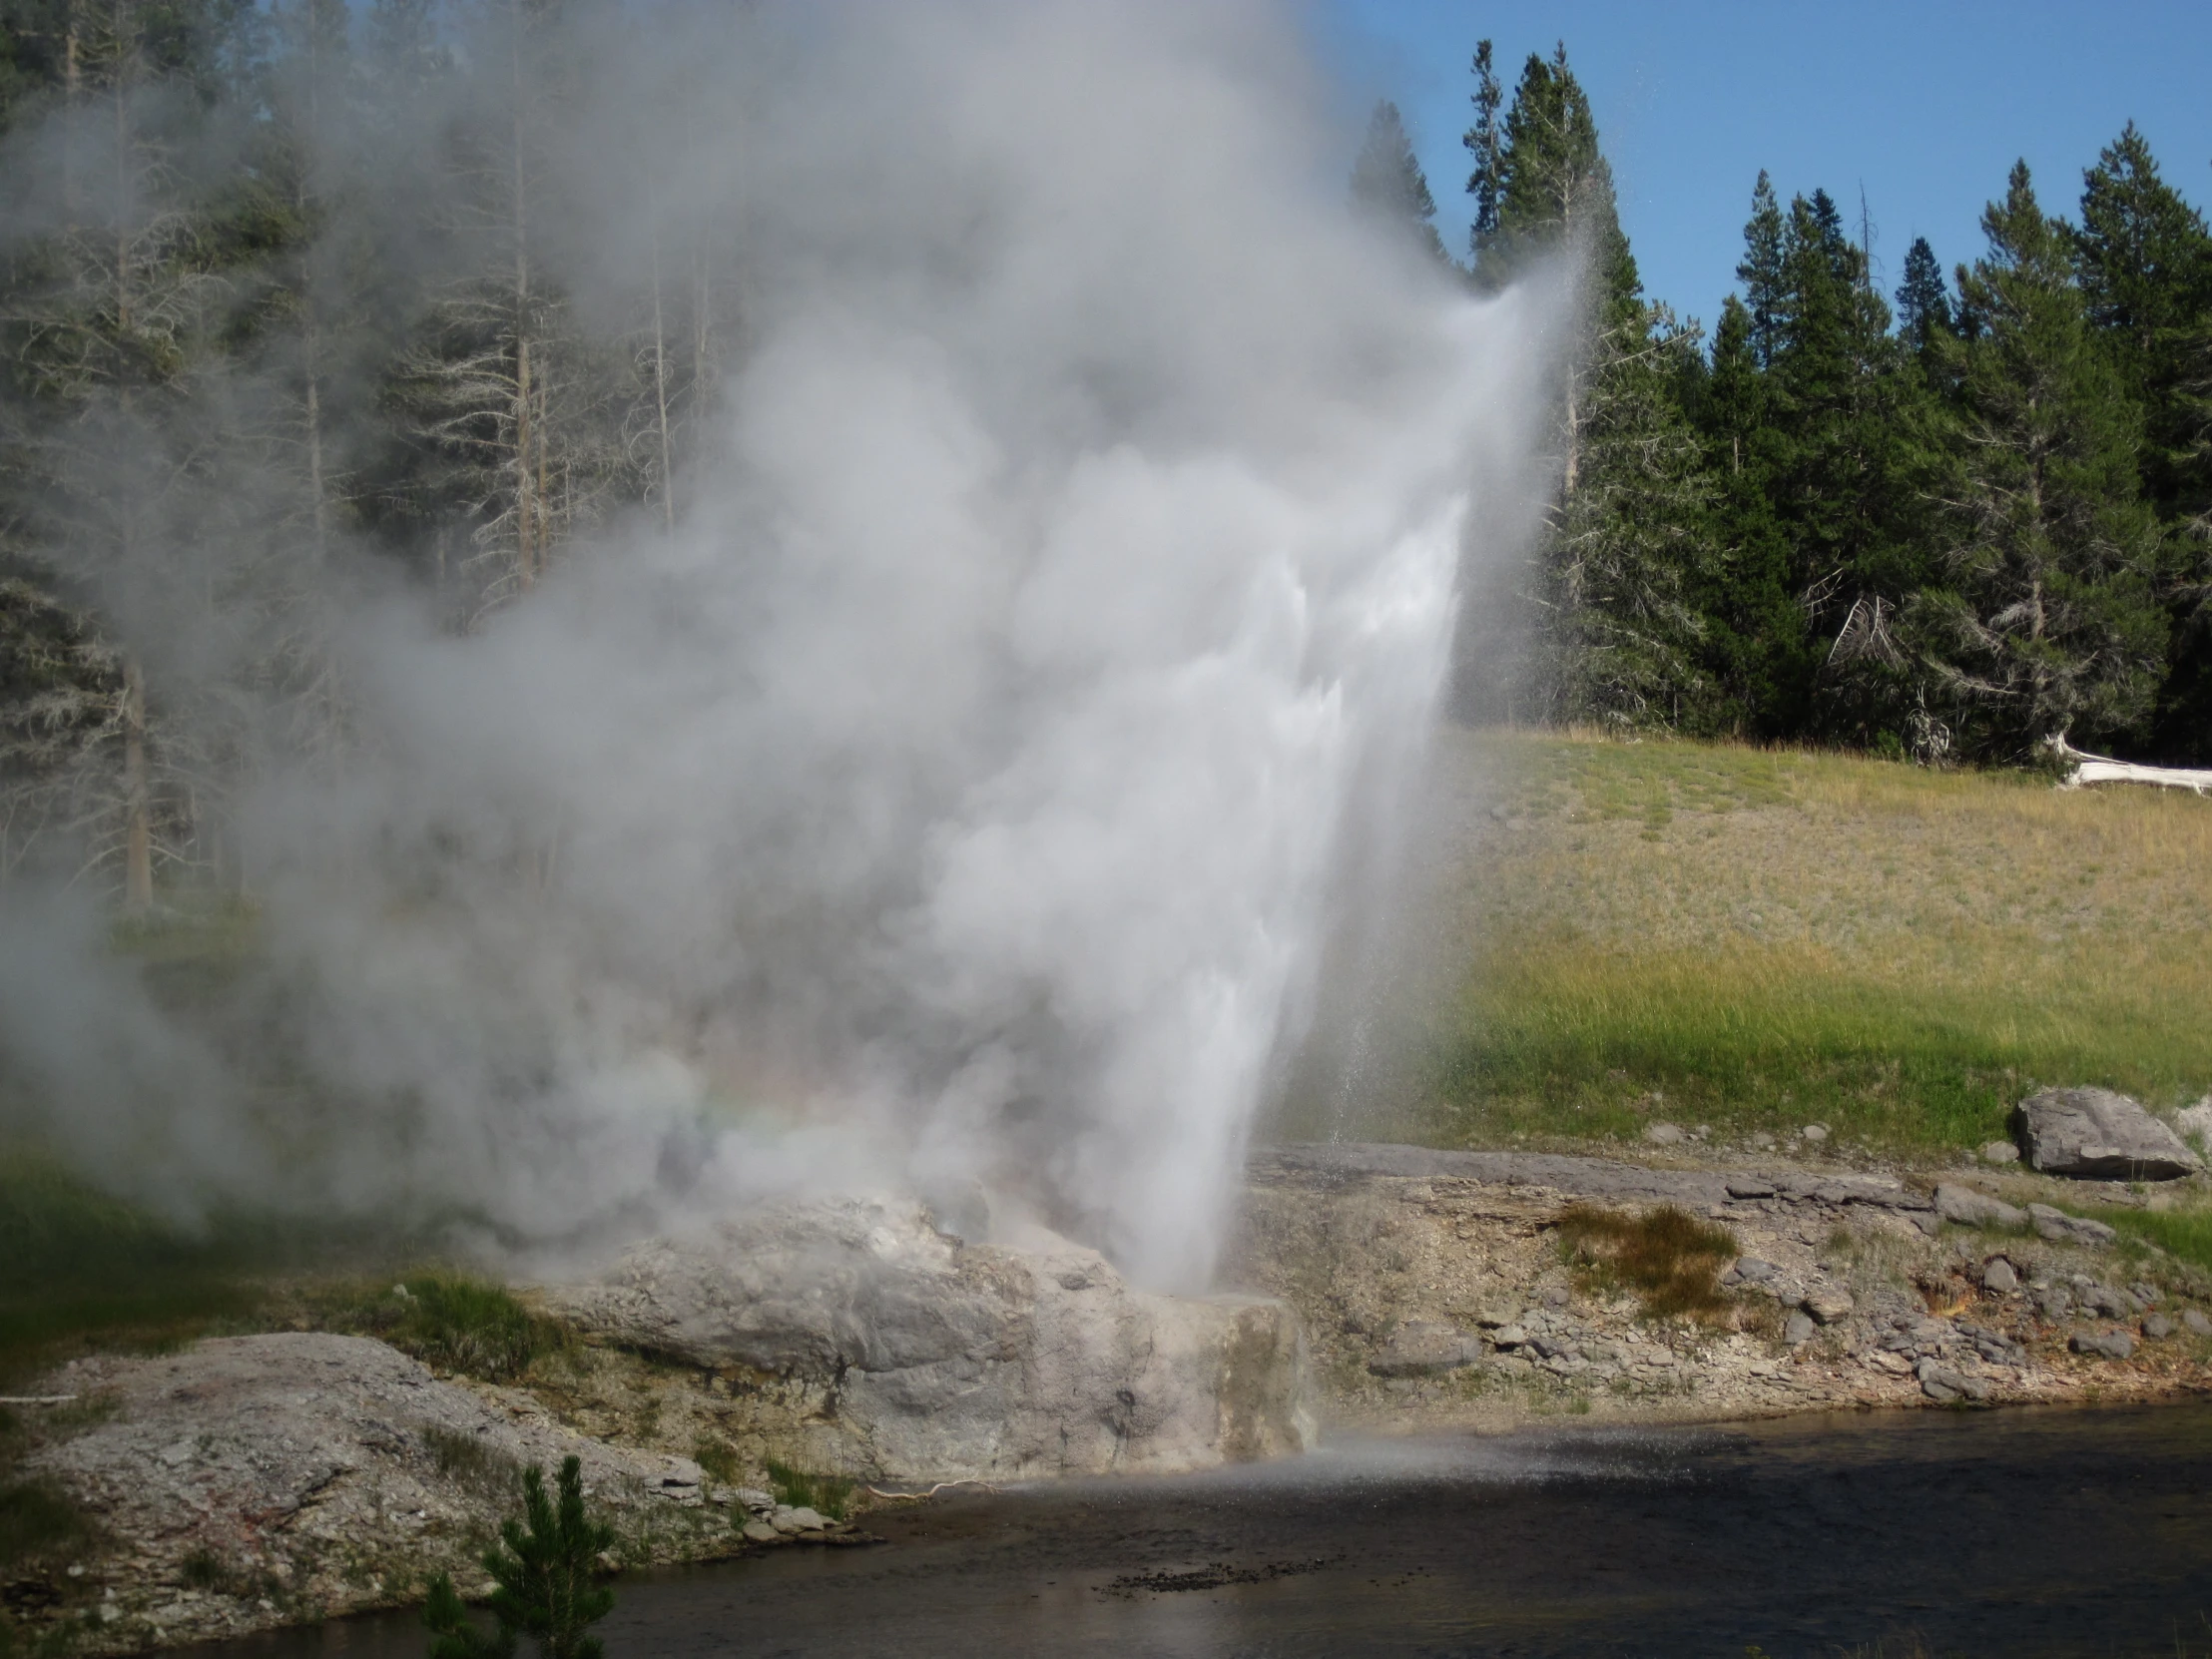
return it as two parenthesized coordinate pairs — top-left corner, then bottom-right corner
(0, 1), (1551, 1287)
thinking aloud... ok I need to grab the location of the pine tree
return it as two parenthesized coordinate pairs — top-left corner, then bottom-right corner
(1895, 236), (1952, 352)
(1917, 161), (2168, 757)
(1349, 99), (1447, 266)
(2069, 124), (2212, 757)
(1753, 185), (1934, 745)
(1469, 43), (1714, 727)
(1691, 292), (1807, 731)
(1461, 38), (1502, 264)
(1541, 305), (1719, 728)
(1736, 171), (1786, 367)
(423, 1456), (616, 1659)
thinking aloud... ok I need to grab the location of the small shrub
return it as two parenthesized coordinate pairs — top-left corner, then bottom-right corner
(180, 1545), (235, 1592)
(764, 1457), (852, 1521)
(1555, 1203), (1738, 1324)
(691, 1438), (741, 1487)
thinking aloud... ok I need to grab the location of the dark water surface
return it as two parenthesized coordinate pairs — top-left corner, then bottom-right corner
(188, 1402), (2212, 1658)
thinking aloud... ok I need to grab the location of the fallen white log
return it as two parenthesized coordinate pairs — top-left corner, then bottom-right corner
(2048, 736), (2212, 796)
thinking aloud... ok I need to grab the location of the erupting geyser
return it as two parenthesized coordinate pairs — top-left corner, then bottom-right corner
(0, 1), (1551, 1293)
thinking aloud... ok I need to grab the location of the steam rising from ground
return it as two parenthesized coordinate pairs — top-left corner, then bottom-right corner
(0, 2), (1551, 1287)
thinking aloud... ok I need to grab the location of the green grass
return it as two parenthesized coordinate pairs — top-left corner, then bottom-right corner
(692, 1437), (742, 1487)
(2079, 1203), (2212, 1276)
(764, 1457), (853, 1521)
(0, 1474), (98, 1574)
(1321, 728), (2212, 1157)
(314, 1273), (572, 1383)
(0, 1142), (277, 1388)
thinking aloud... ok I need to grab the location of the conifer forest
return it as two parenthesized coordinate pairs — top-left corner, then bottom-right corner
(1, 6), (2208, 912)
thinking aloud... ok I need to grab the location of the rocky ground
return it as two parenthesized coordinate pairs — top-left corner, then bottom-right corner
(6, 1138), (2210, 1656)
(1226, 1141), (2212, 1429)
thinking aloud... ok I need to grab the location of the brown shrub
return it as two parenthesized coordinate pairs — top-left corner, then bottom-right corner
(1555, 1203), (1738, 1324)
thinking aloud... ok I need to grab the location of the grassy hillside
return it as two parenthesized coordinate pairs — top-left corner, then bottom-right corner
(1309, 727), (2212, 1159)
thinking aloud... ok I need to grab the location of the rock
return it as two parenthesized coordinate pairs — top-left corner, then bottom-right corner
(740, 1520), (781, 1544)
(1725, 1178), (1775, 1199)
(1488, 1324), (1530, 1351)
(1801, 1289), (1856, 1325)
(2081, 1283), (2141, 1319)
(2013, 1087), (2201, 1180)
(1863, 1350), (1915, 1377)
(733, 1487), (775, 1514)
(2142, 1313), (2174, 1340)
(1730, 1258), (1780, 1284)
(1979, 1258), (2019, 1295)
(1801, 1125), (1829, 1144)
(2173, 1098), (2212, 1151)
(2033, 1284), (2074, 1322)
(783, 1506), (829, 1532)
(1643, 1122), (1685, 1146)
(2183, 1310), (2212, 1338)
(1368, 1322), (1481, 1378)
(1917, 1360), (1990, 1402)
(1979, 1141), (2021, 1165)
(1784, 1312), (1817, 1346)
(2027, 1204), (2118, 1248)
(24, 1335), (680, 1625)
(1934, 1184), (2027, 1230)
(2070, 1330), (2137, 1362)
(2130, 1283), (2161, 1306)
(539, 1197), (1314, 1482)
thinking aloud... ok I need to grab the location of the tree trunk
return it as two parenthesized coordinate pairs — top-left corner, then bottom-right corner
(649, 189), (675, 533)
(122, 657), (152, 910)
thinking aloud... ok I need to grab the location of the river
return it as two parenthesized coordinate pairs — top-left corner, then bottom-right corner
(184, 1401), (2212, 1658)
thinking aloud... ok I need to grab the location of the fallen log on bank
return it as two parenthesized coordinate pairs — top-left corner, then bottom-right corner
(2049, 736), (2212, 796)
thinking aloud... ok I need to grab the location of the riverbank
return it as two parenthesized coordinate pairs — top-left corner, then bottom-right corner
(5, 1138), (2209, 1655)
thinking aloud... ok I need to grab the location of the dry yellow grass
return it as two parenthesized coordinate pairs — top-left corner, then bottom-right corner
(1296, 727), (2212, 1158)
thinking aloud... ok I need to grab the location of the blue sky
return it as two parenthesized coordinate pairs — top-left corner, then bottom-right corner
(1313, 1), (2212, 331)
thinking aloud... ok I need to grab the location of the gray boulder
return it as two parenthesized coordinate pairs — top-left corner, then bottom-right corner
(1935, 1184), (2027, 1230)
(1368, 1322), (1482, 1378)
(2013, 1088), (2201, 1180)
(1801, 1288), (1856, 1325)
(27, 1335), (696, 1646)
(2174, 1098), (2212, 1152)
(1916, 1359), (1990, 1402)
(2142, 1312), (2175, 1340)
(2070, 1329), (2137, 1362)
(2027, 1203), (2118, 1248)
(538, 1197), (1314, 1482)
(2183, 1309), (2212, 1338)
(1784, 1311), (1817, 1346)
(1979, 1257), (2019, 1295)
